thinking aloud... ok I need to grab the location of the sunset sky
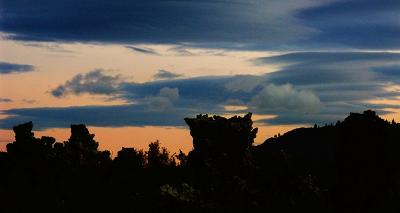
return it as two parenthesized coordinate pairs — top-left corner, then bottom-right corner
(1, 0), (400, 154)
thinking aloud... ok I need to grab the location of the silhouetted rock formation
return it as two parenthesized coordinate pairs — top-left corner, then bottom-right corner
(63, 124), (110, 166)
(1, 110), (400, 213)
(185, 113), (257, 172)
(184, 113), (258, 210)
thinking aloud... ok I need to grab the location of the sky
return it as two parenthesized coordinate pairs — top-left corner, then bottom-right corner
(1, 0), (400, 154)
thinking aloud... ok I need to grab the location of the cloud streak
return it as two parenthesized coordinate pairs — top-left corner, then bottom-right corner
(0, 98), (12, 103)
(0, 62), (35, 74)
(153, 70), (183, 80)
(125, 46), (160, 55)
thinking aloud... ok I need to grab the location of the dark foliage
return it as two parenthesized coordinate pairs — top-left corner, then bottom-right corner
(1, 110), (400, 212)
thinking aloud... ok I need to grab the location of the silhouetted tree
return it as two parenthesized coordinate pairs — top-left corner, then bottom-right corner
(146, 140), (176, 169)
(114, 147), (145, 170)
(2, 110), (400, 213)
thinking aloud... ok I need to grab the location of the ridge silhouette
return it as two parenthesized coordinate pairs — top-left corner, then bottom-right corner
(0, 110), (399, 212)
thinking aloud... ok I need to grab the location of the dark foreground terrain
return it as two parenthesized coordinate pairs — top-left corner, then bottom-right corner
(1, 110), (399, 212)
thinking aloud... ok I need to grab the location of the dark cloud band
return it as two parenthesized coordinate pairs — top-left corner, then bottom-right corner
(0, 62), (35, 74)
(1, 0), (398, 49)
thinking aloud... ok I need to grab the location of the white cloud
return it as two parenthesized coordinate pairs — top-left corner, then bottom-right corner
(249, 84), (321, 113)
(146, 87), (180, 112)
(51, 69), (124, 97)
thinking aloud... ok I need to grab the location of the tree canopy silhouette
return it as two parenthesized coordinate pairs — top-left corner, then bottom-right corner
(1, 110), (400, 213)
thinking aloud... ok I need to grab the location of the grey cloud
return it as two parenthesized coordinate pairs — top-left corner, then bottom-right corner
(297, 0), (400, 49)
(0, 104), (188, 130)
(0, 0), (325, 50)
(153, 70), (184, 80)
(250, 51), (400, 124)
(249, 84), (321, 113)
(51, 69), (124, 97)
(167, 46), (227, 57)
(125, 46), (160, 55)
(0, 98), (12, 103)
(2, 0), (399, 50)
(159, 87), (179, 101)
(145, 97), (174, 112)
(145, 87), (180, 112)
(224, 75), (264, 93)
(22, 42), (74, 53)
(255, 52), (400, 85)
(373, 65), (400, 82)
(167, 47), (196, 56)
(0, 62), (35, 74)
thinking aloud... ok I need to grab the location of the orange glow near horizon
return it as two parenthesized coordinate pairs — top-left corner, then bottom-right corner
(2, 110), (400, 156)
(0, 123), (303, 156)
(0, 40), (289, 156)
(3, 40), (400, 158)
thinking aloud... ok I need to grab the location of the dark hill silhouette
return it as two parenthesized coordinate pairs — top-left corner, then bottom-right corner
(253, 110), (400, 212)
(0, 110), (399, 212)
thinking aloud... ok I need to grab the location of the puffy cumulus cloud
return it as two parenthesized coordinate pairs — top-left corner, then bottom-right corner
(119, 76), (236, 104)
(51, 69), (124, 97)
(249, 84), (321, 113)
(249, 51), (400, 124)
(145, 87), (180, 112)
(153, 70), (184, 80)
(254, 52), (400, 101)
(0, 62), (35, 74)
